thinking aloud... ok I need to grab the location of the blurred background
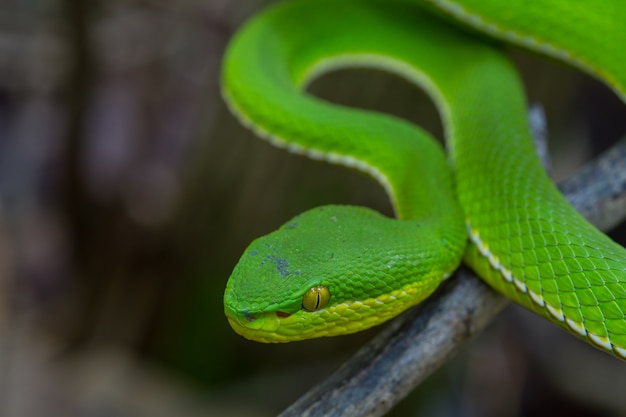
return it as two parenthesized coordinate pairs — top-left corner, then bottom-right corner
(1, 0), (626, 416)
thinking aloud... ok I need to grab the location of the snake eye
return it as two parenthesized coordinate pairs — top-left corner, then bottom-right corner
(302, 286), (330, 311)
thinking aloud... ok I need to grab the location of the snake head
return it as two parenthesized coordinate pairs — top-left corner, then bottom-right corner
(224, 204), (450, 342)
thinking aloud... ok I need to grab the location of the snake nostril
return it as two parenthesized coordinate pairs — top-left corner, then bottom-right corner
(276, 311), (292, 318)
(243, 312), (257, 322)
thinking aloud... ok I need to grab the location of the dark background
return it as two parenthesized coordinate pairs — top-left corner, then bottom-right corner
(1, 0), (626, 416)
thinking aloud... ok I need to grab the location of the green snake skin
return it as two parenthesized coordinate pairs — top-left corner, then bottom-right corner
(222, 0), (626, 358)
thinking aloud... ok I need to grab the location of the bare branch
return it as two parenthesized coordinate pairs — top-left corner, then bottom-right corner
(560, 139), (626, 232)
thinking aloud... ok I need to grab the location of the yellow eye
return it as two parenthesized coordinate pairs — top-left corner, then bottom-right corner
(302, 286), (330, 311)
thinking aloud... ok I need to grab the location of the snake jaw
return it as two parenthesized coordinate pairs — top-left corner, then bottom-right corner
(225, 307), (283, 342)
(225, 307), (315, 343)
(224, 278), (445, 343)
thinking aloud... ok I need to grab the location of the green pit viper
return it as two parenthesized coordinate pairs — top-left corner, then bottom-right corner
(221, 0), (626, 358)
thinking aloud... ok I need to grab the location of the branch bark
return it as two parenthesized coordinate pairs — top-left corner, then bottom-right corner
(279, 131), (626, 416)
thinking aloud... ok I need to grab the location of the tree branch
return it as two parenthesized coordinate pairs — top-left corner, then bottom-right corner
(560, 139), (626, 232)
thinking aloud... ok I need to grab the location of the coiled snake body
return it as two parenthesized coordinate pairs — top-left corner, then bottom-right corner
(222, 0), (626, 359)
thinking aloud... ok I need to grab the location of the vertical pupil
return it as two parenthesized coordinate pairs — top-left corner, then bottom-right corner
(302, 286), (330, 311)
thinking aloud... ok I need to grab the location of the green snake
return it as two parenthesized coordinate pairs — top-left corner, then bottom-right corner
(221, 0), (626, 358)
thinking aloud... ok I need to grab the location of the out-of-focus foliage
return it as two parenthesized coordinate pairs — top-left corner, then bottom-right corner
(0, 0), (625, 416)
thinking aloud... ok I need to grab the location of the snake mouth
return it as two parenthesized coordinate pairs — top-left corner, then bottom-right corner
(244, 311), (293, 320)
(224, 304), (298, 342)
(242, 311), (257, 322)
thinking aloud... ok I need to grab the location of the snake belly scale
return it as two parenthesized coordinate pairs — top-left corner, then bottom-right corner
(221, 0), (626, 358)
